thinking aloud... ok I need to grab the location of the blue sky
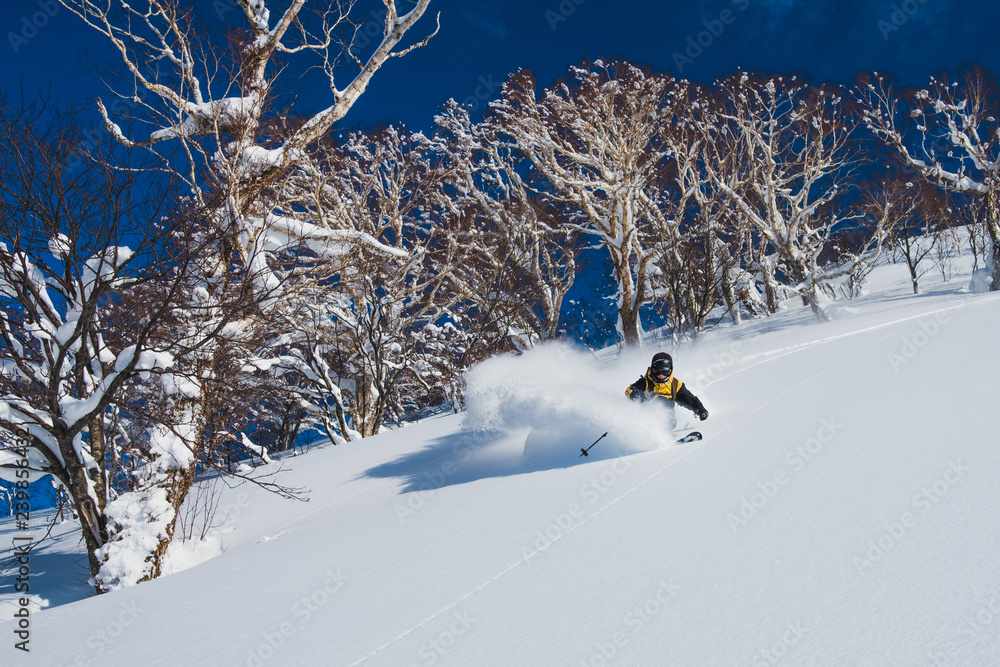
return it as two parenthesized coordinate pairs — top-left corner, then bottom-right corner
(2, 0), (997, 132)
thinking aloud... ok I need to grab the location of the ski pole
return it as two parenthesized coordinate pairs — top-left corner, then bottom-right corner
(580, 432), (608, 457)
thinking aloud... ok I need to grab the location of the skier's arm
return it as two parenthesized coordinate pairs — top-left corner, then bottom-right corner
(675, 384), (707, 417)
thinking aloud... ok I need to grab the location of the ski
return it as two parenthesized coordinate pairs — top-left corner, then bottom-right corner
(676, 431), (703, 443)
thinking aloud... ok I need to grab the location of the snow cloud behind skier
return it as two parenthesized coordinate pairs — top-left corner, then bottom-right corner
(462, 343), (694, 463)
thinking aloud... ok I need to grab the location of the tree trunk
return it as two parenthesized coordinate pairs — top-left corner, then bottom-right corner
(612, 250), (643, 346)
(137, 465), (196, 584)
(334, 399), (351, 442)
(355, 374), (381, 438)
(617, 298), (642, 347)
(986, 194), (1000, 292)
(720, 264), (741, 326)
(991, 239), (1000, 292)
(60, 450), (109, 591)
(804, 289), (830, 322)
(87, 417), (109, 512)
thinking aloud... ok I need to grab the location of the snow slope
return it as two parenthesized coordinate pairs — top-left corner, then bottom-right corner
(4, 259), (1000, 667)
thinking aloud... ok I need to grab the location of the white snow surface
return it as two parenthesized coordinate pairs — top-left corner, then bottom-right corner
(4, 258), (1000, 666)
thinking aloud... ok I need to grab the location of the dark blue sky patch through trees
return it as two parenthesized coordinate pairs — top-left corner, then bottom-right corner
(2, 0), (997, 132)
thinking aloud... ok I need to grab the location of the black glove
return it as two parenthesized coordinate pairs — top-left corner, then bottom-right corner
(696, 408), (709, 421)
(629, 390), (653, 403)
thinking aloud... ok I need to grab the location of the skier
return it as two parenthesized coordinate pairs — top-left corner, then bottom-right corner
(626, 352), (708, 429)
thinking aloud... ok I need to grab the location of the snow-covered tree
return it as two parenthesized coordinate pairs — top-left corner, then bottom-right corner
(56, 0), (439, 314)
(55, 0), (440, 327)
(649, 83), (751, 333)
(265, 126), (462, 437)
(492, 62), (684, 346)
(0, 100), (197, 590)
(256, 298), (359, 446)
(29, 0), (437, 590)
(859, 65), (1000, 290)
(864, 175), (950, 294)
(710, 73), (885, 320)
(669, 84), (771, 323)
(433, 101), (578, 350)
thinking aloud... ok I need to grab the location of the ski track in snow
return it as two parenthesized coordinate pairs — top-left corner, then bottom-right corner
(702, 295), (981, 388)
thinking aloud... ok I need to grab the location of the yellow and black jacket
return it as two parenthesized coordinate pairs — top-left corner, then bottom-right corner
(625, 372), (706, 415)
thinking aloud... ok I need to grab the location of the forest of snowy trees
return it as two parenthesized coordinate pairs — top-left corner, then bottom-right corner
(1, 0), (999, 593)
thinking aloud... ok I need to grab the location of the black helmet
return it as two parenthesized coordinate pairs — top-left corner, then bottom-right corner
(650, 352), (673, 381)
